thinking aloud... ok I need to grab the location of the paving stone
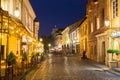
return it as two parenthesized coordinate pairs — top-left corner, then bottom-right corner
(26, 56), (120, 80)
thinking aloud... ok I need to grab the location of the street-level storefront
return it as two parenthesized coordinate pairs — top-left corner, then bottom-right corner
(111, 31), (120, 67)
(0, 10), (35, 61)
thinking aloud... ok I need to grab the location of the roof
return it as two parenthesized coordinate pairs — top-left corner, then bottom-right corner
(69, 16), (87, 33)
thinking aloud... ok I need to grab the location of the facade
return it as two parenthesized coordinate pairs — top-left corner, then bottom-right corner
(55, 29), (64, 51)
(0, 0), (40, 72)
(87, 0), (120, 67)
(105, 0), (120, 67)
(87, 0), (107, 63)
(79, 17), (89, 57)
(61, 27), (70, 54)
(51, 26), (64, 51)
(34, 20), (43, 53)
(51, 26), (58, 47)
(69, 20), (81, 54)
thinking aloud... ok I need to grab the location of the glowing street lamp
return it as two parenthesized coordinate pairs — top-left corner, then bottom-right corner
(48, 43), (51, 53)
(14, 7), (19, 17)
(39, 38), (43, 42)
(48, 43), (51, 48)
(105, 18), (110, 27)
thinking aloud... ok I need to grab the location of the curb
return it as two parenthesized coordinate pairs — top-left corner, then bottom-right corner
(113, 68), (120, 73)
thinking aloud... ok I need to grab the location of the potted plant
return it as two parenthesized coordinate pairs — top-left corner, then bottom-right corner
(115, 50), (120, 56)
(107, 49), (115, 61)
(22, 51), (27, 61)
(31, 52), (35, 59)
(7, 51), (16, 66)
(31, 52), (35, 66)
(7, 51), (16, 79)
(107, 49), (120, 68)
(36, 52), (40, 63)
(21, 51), (28, 72)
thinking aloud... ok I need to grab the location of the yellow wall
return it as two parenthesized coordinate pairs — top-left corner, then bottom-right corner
(79, 18), (88, 57)
(9, 35), (20, 56)
(1, 34), (7, 59)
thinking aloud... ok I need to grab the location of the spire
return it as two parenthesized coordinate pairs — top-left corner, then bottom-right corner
(54, 25), (57, 28)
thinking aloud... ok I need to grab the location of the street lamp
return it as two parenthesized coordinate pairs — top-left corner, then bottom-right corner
(48, 43), (51, 53)
(14, 7), (19, 17)
(39, 38), (43, 42)
(105, 18), (110, 27)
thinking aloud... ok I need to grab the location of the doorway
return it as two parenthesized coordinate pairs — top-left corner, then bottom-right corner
(1, 45), (4, 60)
(102, 41), (106, 64)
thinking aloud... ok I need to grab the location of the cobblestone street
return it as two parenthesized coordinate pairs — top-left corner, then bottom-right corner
(26, 54), (120, 80)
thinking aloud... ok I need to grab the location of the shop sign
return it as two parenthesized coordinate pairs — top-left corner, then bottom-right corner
(22, 36), (27, 42)
(111, 31), (120, 38)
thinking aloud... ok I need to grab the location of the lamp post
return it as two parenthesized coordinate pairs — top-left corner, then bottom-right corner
(39, 38), (43, 42)
(48, 43), (51, 53)
(105, 19), (110, 27)
(14, 7), (19, 17)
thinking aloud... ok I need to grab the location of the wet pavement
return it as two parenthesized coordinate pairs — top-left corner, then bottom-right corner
(26, 54), (120, 80)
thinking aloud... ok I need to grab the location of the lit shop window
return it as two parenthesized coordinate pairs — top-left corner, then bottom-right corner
(91, 23), (93, 32)
(97, 18), (100, 29)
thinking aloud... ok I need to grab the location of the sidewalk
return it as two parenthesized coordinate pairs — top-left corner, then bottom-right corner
(93, 62), (120, 76)
(113, 68), (120, 73)
(75, 56), (120, 76)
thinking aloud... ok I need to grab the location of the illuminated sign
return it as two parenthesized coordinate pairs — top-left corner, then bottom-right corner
(22, 36), (27, 42)
(111, 31), (120, 38)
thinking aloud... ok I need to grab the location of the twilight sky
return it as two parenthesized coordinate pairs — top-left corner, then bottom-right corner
(30, 0), (88, 36)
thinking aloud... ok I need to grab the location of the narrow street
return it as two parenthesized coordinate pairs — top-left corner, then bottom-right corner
(26, 54), (120, 80)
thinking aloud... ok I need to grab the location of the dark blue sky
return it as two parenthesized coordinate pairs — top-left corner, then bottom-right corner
(30, 0), (88, 36)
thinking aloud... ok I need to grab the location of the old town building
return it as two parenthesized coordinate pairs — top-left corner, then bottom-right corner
(105, 0), (120, 67)
(69, 20), (81, 54)
(79, 17), (89, 57)
(51, 26), (64, 51)
(87, 0), (107, 63)
(0, 0), (40, 77)
(61, 27), (70, 54)
(87, 0), (120, 68)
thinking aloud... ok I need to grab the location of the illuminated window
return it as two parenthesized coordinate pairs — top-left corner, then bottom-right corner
(97, 18), (100, 29)
(112, 0), (118, 18)
(91, 23), (93, 32)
